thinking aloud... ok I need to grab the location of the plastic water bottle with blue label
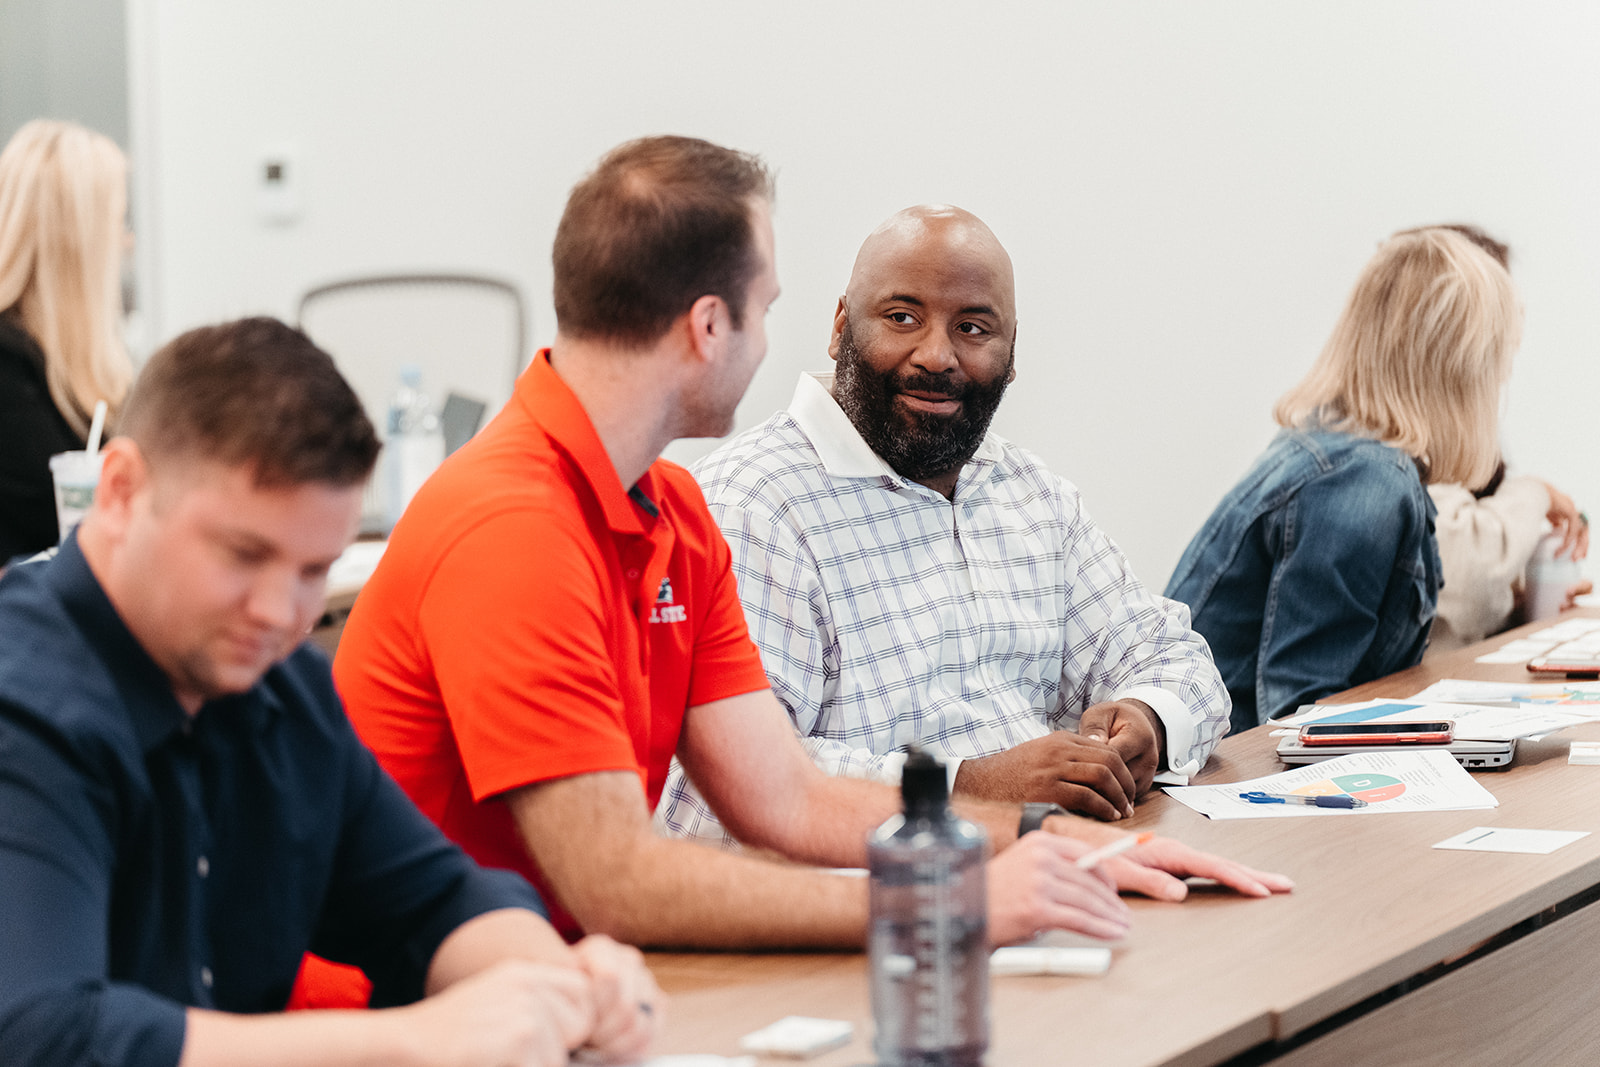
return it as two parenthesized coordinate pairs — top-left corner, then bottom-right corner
(383, 365), (445, 529)
(868, 747), (989, 1067)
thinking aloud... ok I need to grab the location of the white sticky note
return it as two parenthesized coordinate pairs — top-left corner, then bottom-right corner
(1570, 742), (1600, 765)
(990, 946), (1112, 976)
(1433, 827), (1590, 854)
(739, 1017), (854, 1058)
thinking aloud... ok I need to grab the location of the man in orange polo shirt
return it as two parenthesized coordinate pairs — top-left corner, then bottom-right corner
(334, 136), (1292, 955)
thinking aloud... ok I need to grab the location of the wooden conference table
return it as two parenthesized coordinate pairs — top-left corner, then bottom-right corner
(646, 610), (1600, 1066)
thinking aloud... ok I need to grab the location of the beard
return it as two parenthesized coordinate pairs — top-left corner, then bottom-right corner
(832, 320), (1014, 484)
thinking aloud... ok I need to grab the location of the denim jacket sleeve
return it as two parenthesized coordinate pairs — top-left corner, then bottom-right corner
(1254, 455), (1430, 720)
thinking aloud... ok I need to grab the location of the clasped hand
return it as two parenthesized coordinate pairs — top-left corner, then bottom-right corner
(953, 700), (1163, 820)
(409, 935), (661, 1067)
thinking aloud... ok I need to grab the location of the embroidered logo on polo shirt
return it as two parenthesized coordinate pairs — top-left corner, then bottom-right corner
(650, 577), (687, 624)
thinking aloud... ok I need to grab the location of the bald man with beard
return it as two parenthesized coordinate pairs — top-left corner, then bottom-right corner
(658, 205), (1234, 845)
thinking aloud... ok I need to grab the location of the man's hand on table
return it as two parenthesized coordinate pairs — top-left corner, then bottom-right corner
(403, 958), (597, 1067)
(952, 699), (1165, 821)
(953, 732), (1140, 821)
(572, 934), (663, 1063)
(1079, 699), (1165, 796)
(986, 830), (1131, 943)
(1042, 818), (1296, 902)
(394, 936), (661, 1067)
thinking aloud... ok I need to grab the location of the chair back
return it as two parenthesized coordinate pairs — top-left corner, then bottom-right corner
(297, 272), (528, 523)
(297, 272), (527, 435)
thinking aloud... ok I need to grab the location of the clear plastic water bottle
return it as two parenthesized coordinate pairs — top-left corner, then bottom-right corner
(1525, 530), (1583, 622)
(869, 748), (989, 1067)
(383, 365), (445, 529)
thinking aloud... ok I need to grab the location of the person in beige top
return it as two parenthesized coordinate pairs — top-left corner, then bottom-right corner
(1428, 466), (1590, 654)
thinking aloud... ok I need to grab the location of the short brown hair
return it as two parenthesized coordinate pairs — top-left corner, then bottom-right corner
(552, 135), (774, 347)
(121, 317), (380, 487)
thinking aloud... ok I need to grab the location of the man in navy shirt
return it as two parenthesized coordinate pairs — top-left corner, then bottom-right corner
(0, 318), (659, 1067)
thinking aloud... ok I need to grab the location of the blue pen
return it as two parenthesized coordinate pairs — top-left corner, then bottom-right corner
(1239, 790), (1367, 809)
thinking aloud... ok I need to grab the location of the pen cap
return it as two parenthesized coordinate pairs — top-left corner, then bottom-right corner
(900, 745), (948, 819)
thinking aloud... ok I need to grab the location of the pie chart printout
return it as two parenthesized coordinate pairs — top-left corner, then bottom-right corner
(1293, 773), (1407, 804)
(1160, 750), (1497, 820)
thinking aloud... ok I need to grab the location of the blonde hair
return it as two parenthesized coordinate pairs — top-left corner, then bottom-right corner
(0, 119), (132, 438)
(1274, 227), (1520, 488)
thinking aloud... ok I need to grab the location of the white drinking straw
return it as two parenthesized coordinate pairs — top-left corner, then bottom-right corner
(85, 400), (108, 455)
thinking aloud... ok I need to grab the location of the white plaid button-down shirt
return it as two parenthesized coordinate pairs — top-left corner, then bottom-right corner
(655, 373), (1230, 844)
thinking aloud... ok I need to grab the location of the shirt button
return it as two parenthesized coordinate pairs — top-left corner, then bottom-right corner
(627, 569), (640, 579)
(197, 856), (210, 878)
(200, 966), (214, 989)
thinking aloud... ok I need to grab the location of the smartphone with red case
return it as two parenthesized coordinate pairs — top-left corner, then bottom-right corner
(1298, 720), (1455, 746)
(1526, 655), (1600, 677)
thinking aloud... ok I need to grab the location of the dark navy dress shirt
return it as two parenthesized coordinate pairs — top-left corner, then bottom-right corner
(0, 537), (545, 1067)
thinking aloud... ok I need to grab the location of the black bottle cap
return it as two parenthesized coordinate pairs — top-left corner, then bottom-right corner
(901, 745), (948, 817)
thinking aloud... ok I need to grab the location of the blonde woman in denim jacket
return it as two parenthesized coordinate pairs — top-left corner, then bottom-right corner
(1167, 227), (1521, 733)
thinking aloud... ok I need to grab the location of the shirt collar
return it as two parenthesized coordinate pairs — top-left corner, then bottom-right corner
(517, 350), (655, 535)
(785, 371), (1004, 484)
(46, 533), (279, 752)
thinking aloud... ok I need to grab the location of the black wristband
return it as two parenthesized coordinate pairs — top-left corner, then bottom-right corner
(1018, 802), (1068, 838)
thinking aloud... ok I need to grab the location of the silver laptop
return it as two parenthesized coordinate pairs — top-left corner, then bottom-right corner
(1276, 735), (1516, 770)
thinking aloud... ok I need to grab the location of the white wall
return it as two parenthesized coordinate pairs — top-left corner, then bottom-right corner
(1, 0), (128, 147)
(132, 0), (1600, 586)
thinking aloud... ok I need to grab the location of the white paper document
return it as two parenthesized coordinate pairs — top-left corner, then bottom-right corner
(328, 539), (387, 589)
(1536, 618), (1600, 640)
(1473, 618), (1600, 664)
(1409, 678), (1600, 708)
(1476, 640), (1560, 665)
(1281, 698), (1600, 742)
(1432, 827), (1590, 854)
(1162, 750), (1499, 820)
